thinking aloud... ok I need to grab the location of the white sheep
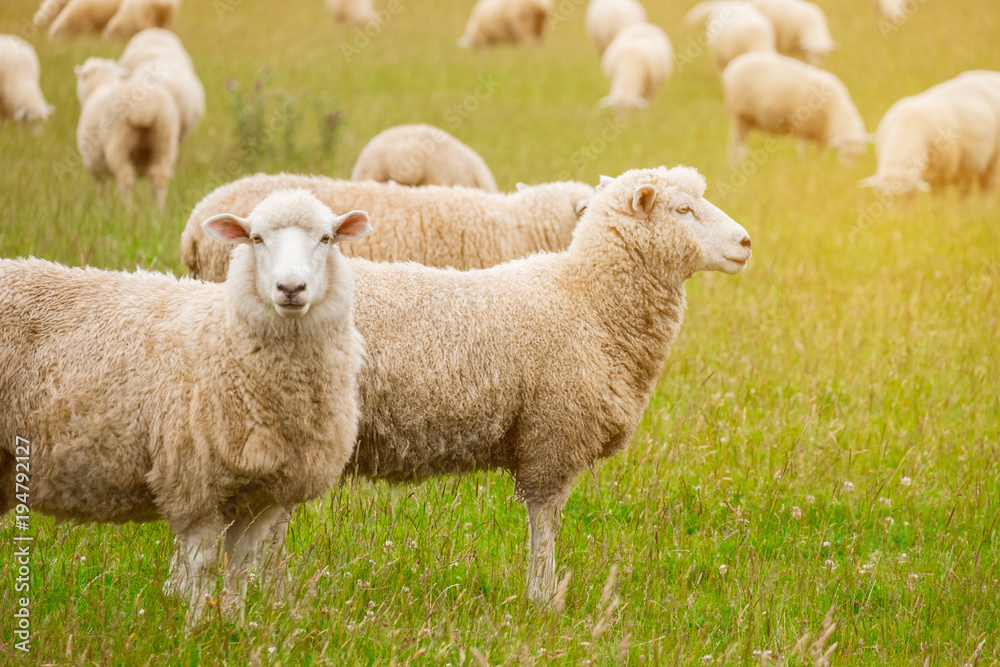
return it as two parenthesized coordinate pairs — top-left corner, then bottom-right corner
(181, 174), (594, 280)
(47, 0), (121, 38)
(751, 0), (835, 63)
(721, 51), (869, 165)
(0, 190), (371, 624)
(458, 0), (553, 48)
(33, 0), (72, 27)
(182, 166), (752, 604)
(104, 0), (179, 39)
(599, 22), (673, 111)
(351, 124), (499, 192)
(326, 0), (378, 24)
(118, 29), (204, 142)
(585, 0), (647, 56)
(0, 35), (54, 126)
(75, 57), (180, 209)
(685, 1), (776, 70)
(860, 73), (1000, 197)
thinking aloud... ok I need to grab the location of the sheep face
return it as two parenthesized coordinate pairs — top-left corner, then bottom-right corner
(203, 191), (371, 318)
(668, 191), (752, 274)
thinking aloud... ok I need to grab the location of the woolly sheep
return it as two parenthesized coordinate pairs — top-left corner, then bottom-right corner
(352, 124), (499, 192)
(721, 51), (869, 165)
(182, 166), (752, 603)
(0, 190), (371, 624)
(47, 0), (121, 38)
(118, 29), (204, 142)
(326, 0), (377, 24)
(33, 0), (72, 27)
(585, 0), (647, 56)
(599, 23), (673, 111)
(0, 35), (53, 126)
(181, 174), (594, 280)
(685, 1), (776, 70)
(104, 0), (179, 39)
(75, 57), (180, 209)
(751, 0), (835, 63)
(860, 73), (1000, 197)
(458, 0), (552, 48)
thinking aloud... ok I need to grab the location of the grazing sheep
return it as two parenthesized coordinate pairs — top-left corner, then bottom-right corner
(104, 0), (179, 39)
(192, 166), (752, 604)
(721, 51), (869, 165)
(458, 0), (552, 48)
(585, 0), (647, 56)
(74, 57), (180, 209)
(326, 0), (377, 24)
(352, 124), (499, 192)
(47, 0), (121, 38)
(118, 29), (204, 142)
(860, 74), (1000, 197)
(32, 0), (72, 27)
(0, 35), (54, 126)
(181, 174), (594, 280)
(685, 1), (776, 70)
(599, 23), (673, 111)
(0, 190), (371, 624)
(751, 0), (835, 63)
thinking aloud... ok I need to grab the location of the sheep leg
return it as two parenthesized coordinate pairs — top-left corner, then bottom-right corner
(252, 509), (291, 598)
(729, 120), (749, 166)
(170, 521), (226, 627)
(223, 503), (288, 619)
(149, 163), (171, 212)
(525, 497), (564, 606)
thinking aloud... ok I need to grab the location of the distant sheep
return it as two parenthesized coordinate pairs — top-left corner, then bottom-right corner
(0, 35), (53, 126)
(47, 0), (121, 38)
(183, 166), (752, 604)
(585, 0), (647, 56)
(751, 0), (835, 63)
(860, 72), (1000, 197)
(352, 124), (499, 192)
(118, 29), (204, 142)
(722, 51), (868, 164)
(181, 174), (594, 280)
(74, 57), (180, 209)
(458, 0), (552, 48)
(104, 0), (179, 39)
(685, 1), (776, 70)
(32, 0), (72, 27)
(0, 190), (370, 624)
(326, 0), (377, 23)
(599, 23), (673, 111)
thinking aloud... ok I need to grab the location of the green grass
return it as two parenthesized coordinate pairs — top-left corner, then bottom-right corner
(2, 0), (999, 663)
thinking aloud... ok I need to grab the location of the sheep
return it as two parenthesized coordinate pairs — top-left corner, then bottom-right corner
(585, 0), (647, 56)
(0, 35), (54, 126)
(326, 0), (378, 24)
(599, 22), (673, 111)
(181, 174), (594, 280)
(74, 57), (180, 209)
(118, 29), (204, 142)
(351, 124), (499, 192)
(104, 0), (179, 39)
(684, 1), (776, 70)
(721, 51), (869, 165)
(47, 0), (121, 38)
(32, 0), (72, 27)
(0, 190), (371, 624)
(751, 0), (835, 63)
(458, 0), (552, 48)
(860, 73), (1000, 197)
(182, 166), (752, 604)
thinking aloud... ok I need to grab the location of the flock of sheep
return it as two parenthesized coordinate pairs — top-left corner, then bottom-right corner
(0, 0), (992, 628)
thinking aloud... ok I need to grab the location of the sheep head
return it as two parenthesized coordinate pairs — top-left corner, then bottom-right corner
(203, 189), (371, 319)
(583, 166), (752, 278)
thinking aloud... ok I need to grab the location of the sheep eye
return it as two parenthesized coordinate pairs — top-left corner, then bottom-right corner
(677, 205), (691, 215)
(250, 233), (263, 244)
(320, 234), (333, 244)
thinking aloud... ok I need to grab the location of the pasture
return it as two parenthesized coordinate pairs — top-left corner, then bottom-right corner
(1, 0), (999, 663)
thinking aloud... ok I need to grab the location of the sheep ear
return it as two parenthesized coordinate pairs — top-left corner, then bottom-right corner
(203, 213), (252, 244)
(858, 176), (879, 189)
(574, 198), (589, 217)
(73, 65), (83, 77)
(515, 182), (529, 192)
(631, 184), (657, 218)
(597, 175), (615, 191)
(333, 210), (372, 242)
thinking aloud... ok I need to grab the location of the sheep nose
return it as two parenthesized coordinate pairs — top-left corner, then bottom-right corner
(278, 281), (306, 299)
(741, 236), (752, 249)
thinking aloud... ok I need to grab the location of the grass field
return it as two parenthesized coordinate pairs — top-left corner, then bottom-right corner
(2, 0), (999, 663)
